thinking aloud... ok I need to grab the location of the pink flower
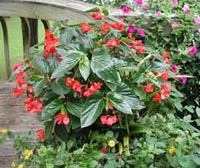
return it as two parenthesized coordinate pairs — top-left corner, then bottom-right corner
(135, 0), (143, 6)
(143, 85), (155, 93)
(188, 46), (197, 56)
(56, 113), (70, 125)
(171, 64), (178, 73)
(121, 6), (131, 14)
(171, 22), (179, 29)
(128, 24), (135, 33)
(194, 16), (200, 24)
(156, 11), (162, 17)
(137, 28), (145, 37)
(181, 76), (187, 84)
(182, 4), (190, 15)
(171, 0), (178, 7)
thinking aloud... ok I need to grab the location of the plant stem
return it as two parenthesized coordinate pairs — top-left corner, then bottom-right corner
(136, 54), (152, 71)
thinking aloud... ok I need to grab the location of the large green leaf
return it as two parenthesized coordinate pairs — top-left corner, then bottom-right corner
(67, 101), (84, 118)
(51, 78), (70, 95)
(107, 92), (132, 114)
(34, 78), (46, 97)
(42, 99), (62, 120)
(51, 51), (83, 79)
(44, 120), (54, 138)
(79, 55), (90, 81)
(32, 54), (50, 73)
(91, 47), (121, 85)
(81, 98), (104, 128)
(116, 83), (145, 110)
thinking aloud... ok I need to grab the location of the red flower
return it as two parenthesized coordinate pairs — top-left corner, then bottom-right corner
(108, 104), (114, 110)
(153, 93), (162, 103)
(56, 113), (70, 125)
(65, 77), (84, 95)
(13, 62), (23, 72)
(100, 115), (118, 126)
(162, 51), (170, 64)
(100, 147), (107, 154)
(80, 22), (93, 33)
(13, 87), (24, 97)
(160, 83), (172, 100)
(24, 95), (43, 114)
(143, 85), (154, 93)
(15, 70), (27, 87)
(27, 86), (34, 94)
(160, 70), (169, 81)
(111, 22), (124, 32)
(35, 129), (45, 140)
(129, 40), (145, 54)
(83, 82), (103, 97)
(91, 11), (104, 20)
(44, 29), (59, 59)
(56, 54), (63, 62)
(106, 39), (121, 48)
(101, 22), (111, 35)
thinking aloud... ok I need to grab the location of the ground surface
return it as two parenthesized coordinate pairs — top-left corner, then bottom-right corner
(0, 82), (40, 168)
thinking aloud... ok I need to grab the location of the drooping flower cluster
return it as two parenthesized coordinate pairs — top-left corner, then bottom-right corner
(35, 129), (46, 140)
(56, 113), (70, 125)
(65, 77), (102, 97)
(100, 115), (118, 126)
(44, 29), (59, 59)
(24, 95), (43, 114)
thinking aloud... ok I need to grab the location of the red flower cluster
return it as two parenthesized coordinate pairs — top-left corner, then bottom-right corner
(101, 22), (111, 35)
(143, 85), (155, 93)
(106, 39), (121, 48)
(44, 29), (59, 59)
(65, 77), (84, 95)
(91, 11), (104, 20)
(100, 147), (107, 154)
(83, 82), (103, 97)
(162, 51), (170, 64)
(128, 33), (145, 54)
(153, 83), (172, 103)
(35, 129), (46, 140)
(15, 70), (27, 87)
(81, 22), (93, 33)
(13, 87), (24, 97)
(100, 115), (118, 126)
(111, 22), (125, 32)
(56, 113), (70, 125)
(24, 95), (43, 114)
(160, 70), (169, 81)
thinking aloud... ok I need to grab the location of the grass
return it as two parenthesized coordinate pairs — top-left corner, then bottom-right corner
(0, 17), (45, 81)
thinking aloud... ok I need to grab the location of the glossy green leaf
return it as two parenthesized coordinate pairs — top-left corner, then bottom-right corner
(81, 98), (104, 128)
(51, 51), (83, 79)
(42, 99), (62, 120)
(32, 54), (50, 73)
(116, 83), (145, 110)
(67, 101), (84, 118)
(91, 47), (121, 84)
(79, 55), (90, 81)
(34, 78), (46, 97)
(107, 92), (132, 114)
(51, 78), (70, 95)
(45, 120), (54, 138)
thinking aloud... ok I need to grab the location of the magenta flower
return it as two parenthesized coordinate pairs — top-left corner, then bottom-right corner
(171, 64), (178, 73)
(194, 16), (200, 24)
(137, 28), (145, 37)
(128, 24), (135, 33)
(171, 0), (178, 7)
(121, 6), (131, 14)
(188, 46), (197, 56)
(156, 11), (161, 17)
(135, 0), (143, 6)
(181, 76), (187, 84)
(171, 22), (179, 29)
(182, 4), (190, 15)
